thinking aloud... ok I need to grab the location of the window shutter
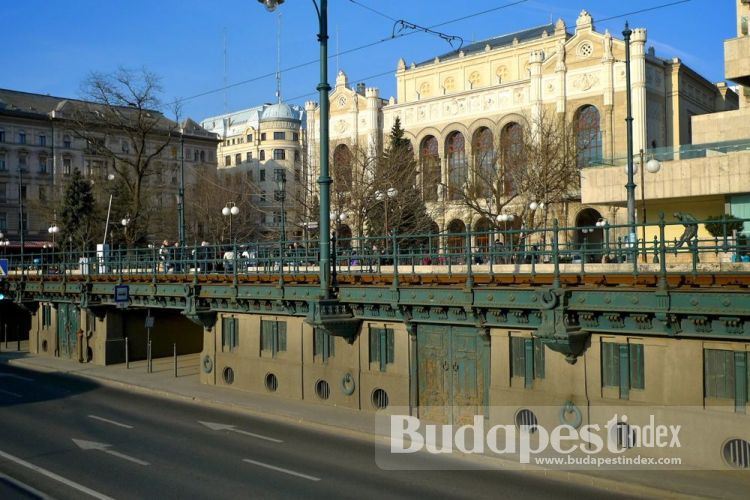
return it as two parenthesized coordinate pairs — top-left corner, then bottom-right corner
(534, 339), (545, 379)
(619, 344), (630, 399)
(629, 344), (644, 390)
(524, 339), (534, 388)
(369, 329), (380, 365)
(386, 329), (395, 365)
(602, 343), (620, 388)
(510, 338), (525, 379)
(735, 352), (747, 412)
(314, 329), (322, 358)
(277, 321), (287, 352)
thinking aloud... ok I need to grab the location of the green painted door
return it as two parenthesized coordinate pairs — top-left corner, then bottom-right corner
(56, 304), (78, 359)
(417, 325), (486, 424)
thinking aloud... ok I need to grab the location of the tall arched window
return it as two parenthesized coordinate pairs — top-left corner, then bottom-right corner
(500, 122), (523, 194)
(575, 105), (602, 168)
(420, 136), (440, 202)
(472, 127), (495, 198)
(446, 131), (467, 201)
(333, 144), (353, 192)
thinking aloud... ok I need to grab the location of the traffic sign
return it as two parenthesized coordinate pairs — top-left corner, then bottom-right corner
(114, 285), (129, 308)
(144, 310), (155, 329)
(0, 259), (7, 277)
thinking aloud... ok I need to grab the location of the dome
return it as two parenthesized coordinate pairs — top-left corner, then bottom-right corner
(260, 102), (299, 122)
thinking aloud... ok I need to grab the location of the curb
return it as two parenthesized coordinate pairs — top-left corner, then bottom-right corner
(2, 356), (707, 500)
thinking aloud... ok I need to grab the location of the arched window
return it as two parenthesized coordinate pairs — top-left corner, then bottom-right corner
(575, 105), (602, 168)
(472, 127), (495, 197)
(420, 136), (440, 202)
(446, 131), (467, 201)
(333, 144), (352, 192)
(446, 219), (466, 258)
(500, 122), (523, 194)
(260, 150), (266, 161)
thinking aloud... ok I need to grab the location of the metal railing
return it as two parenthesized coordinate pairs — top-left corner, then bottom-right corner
(2, 215), (749, 281)
(587, 138), (750, 169)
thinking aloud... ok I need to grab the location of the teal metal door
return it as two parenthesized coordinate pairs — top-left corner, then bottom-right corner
(417, 325), (486, 424)
(56, 304), (78, 359)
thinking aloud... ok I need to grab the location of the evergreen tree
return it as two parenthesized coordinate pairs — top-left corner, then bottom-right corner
(366, 117), (435, 248)
(60, 169), (97, 252)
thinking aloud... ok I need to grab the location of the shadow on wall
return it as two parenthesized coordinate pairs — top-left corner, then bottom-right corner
(0, 301), (31, 345)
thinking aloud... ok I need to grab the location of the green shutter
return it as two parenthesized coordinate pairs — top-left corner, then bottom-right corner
(524, 339), (534, 388)
(277, 321), (287, 352)
(511, 338), (526, 379)
(619, 344), (630, 400)
(369, 328), (380, 365)
(379, 329), (387, 371)
(533, 339), (545, 379)
(629, 344), (644, 390)
(601, 342), (620, 388)
(328, 333), (335, 359)
(222, 318), (230, 351)
(735, 352), (747, 413)
(261, 320), (271, 352)
(314, 329), (323, 358)
(705, 349), (735, 399)
(386, 328), (395, 365)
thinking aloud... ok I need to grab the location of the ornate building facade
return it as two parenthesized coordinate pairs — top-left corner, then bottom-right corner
(201, 102), (307, 238)
(0, 89), (219, 249)
(307, 10), (737, 248)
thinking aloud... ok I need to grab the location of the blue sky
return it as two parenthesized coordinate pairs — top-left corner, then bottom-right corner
(1, 0), (735, 122)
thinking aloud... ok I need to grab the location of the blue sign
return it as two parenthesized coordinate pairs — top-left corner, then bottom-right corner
(114, 285), (129, 304)
(0, 259), (7, 277)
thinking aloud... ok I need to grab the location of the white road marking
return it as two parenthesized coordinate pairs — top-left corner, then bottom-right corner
(242, 459), (321, 482)
(198, 421), (283, 443)
(0, 388), (22, 398)
(72, 439), (149, 466)
(88, 414), (134, 429)
(0, 448), (114, 500)
(0, 373), (34, 381)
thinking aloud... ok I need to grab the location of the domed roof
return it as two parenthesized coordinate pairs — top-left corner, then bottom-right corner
(260, 102), (299, 122)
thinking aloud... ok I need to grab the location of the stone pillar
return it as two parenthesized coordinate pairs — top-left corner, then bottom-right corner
(631, 28), (648, 154)
(601, 31), (615, 159)
(528, 50), (545, 137)
(555, 38), (567, 114)
(366, 88), (380, 157)
(304, 100), (318, 200)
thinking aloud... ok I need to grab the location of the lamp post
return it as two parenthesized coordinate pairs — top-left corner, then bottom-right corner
(496, 213), (515, 263)
(596, 217), (610, 261)
(581, 227), (594, 263)
(375, 187), (398, 251)
(48, 221), (59, 261)
(623, 22), (637, 254)
(120, 216), (130, 250)
(222, 203), (240, 245)
(178, 125), (186, 248)
(275, 169), (287, 243)
(18, 164), (25, 262)
(639, 148), (661, 262)
(258, 0), (331, 298)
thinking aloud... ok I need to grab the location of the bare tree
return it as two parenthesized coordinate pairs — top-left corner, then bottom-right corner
(458, 109), (581, 230)
(68, 67), (179, 247)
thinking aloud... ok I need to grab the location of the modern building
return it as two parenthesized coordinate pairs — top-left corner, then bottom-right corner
(0, 88), (219, 249)
(582, 0), (750, 242)
(307, 9), (737, 250)
(201, 102), (307, 239)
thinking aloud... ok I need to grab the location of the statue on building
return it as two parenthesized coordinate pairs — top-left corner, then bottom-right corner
(555, 39), (566, 71)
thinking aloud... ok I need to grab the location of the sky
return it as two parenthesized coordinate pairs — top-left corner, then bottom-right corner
(1, 0), (736, 122)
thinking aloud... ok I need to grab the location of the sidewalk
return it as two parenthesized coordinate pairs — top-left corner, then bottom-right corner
(2, 347), (749, 499)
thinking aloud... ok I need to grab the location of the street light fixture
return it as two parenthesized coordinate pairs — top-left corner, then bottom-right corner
(257, 0), (331, 298)
(48, 221), (60, 255)
(639, 149), (662, 261)
(623, 22), (637, 255)
(222, 203), (240, 244)
(178, 125), (186, 248)
(375, 188), (398, 250)
(275, 169), (287, 242)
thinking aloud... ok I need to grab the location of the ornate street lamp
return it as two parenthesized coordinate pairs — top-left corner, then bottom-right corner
(623, 22), (637, 256)
(222, 203), (240, 244)
(178, 125), (186, 248)
(275, 169), (287, 242)
(375, 187), (398, 250)
(258, 0), (331, 298)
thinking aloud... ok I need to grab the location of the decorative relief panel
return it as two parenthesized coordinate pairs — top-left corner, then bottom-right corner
(572, 72), (600, 92)
(496, 65), (509, 84)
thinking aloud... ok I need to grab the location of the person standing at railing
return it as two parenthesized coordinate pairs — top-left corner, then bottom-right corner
(159, 240), (170, 273)
(674, 212), (698, 249)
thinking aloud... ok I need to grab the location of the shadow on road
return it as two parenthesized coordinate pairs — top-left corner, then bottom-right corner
(0, 356), (98, 407)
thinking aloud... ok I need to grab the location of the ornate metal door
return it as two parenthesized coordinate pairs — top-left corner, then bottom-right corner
(56, 304), (78, 359)
(417, 325), (486, 425)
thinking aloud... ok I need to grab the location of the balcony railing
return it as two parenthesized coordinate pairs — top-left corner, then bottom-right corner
(2, 216), (749, 282)
(586, 139), (750, 169)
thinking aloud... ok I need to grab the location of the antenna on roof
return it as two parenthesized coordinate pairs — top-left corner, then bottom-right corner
(276, 12), (282, 104)
(223, 27), (228, 115)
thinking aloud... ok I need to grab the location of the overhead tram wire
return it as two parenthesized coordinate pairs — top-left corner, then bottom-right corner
(171, 0), (529, 107)
(171, 0), (692, 108)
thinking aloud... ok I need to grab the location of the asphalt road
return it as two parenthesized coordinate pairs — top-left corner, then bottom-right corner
(0, 363), (631, 500)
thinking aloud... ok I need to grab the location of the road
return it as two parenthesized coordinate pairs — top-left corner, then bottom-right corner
(0, 363), (629, 500)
